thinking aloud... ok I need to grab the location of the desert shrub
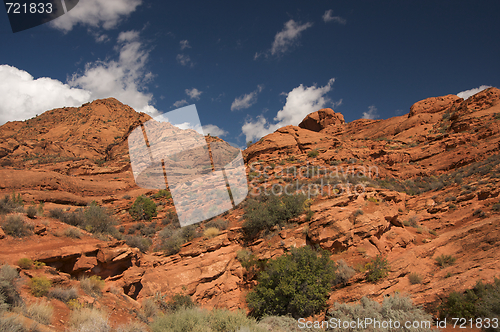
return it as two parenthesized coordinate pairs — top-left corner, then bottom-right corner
(150, 307), (265, 332)
(80, 275), (105, 298)
(258, 315), (324, 331)
(139, 222), (157, 237)
(408, 272), (423, 284)
(246, 246), (336, 318)
(204, 227), (220, 239)
(0, 265), (22, 308)
(64, 227), (82, 239)
(70, 307), (110, 332)
(141, 297), (159, 318)
(164, 293), (196, 312)
(353, 209), (364, 217)
(125, 235), (152, 253)
(29, 276), (51, 297)
(435, 254), (456, 268)
(492, 203), (500, 212)
(48, 286), (78, 303)
(334, 260), (356, 285)
(159, 230), (184, 255)
(365, 255), (390, 282)
(116, 321), (149, 332)
(129, 195), (157, 221)
(326, 293), (433, 332)
(0, 316), (26, 332)
(0, 194), (24, 215)
(243, 193), (307, 238)
(2, 214), (33, 237)
(83, 203), (116, 234)
(17, 258), (33, 270)
(26, 205), (38, 219)
(152, 189), (172, 199)
(473, 209), (486, 218)
(49, 208), (65, 220)
(205, 217), (229, 230)
(24, 301), (53, 325)
(308, 149), (319, 158)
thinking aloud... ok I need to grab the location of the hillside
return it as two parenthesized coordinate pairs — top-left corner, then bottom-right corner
(1, 89), (500, 331)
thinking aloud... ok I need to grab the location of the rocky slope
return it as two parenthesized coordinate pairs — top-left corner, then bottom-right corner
(1, 88), (500, 331)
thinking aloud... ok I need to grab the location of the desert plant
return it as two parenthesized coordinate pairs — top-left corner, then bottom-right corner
(141, 297), (159, 318)
(24, 301), (54, 325)
(152, 189), (172, 199)
(307, 149), (319, 158)
(205, 217), (229, 231)
(435, 254), (456, 268)
(70, 307), (110, 332)
(17, 258), (33, 270)
(125, 235), (152, 253)
(29, 276), (51, 297)
(246, 246), (336, 318)
(408, 272), (423, 284)
(326, 293), (433, 332)
(334, 260), (356, 285)
(64, 227), (82, 239)
(0, 316), (26, 332)
(365, 255), (390, 282)
(203, 227), (220, 239)
(80, 275), (105, 298)
(2, 214), (33, 237)
(48, 286), (79, 303)
(26, 205), (37, 219)
(0, 265), (22, 309)
(129, 195), (157, 221)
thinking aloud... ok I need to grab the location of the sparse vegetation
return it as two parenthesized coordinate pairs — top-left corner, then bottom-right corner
(24, 301), (54, 325)
(17, 258), (33, 270)
(158, 224), (200, 255)
(64, 227), (82, 239)
(0, 264), (22, 309)
(203, 227), (220, 239)
(2, 214), (33, 237)
(205, 217), (228, 231)
(152, 189), (172, 199)
(408, 272), (423, 284)
(70, 307), (110, 332)
(80, 275), (105, 298)
(435, 254), (456, 268)
(307, 149), (319, 158)
(246, 246), (336, 318)
(129, 195), (158, 221)
(48, 286), (79, 303)
(365, 255), (390, 282)
(326, 293), (433, 332)
(26, 205), (37, 219)
(243, 192), (308, 238)
(334, 260), (356, 285)
(125, 235), (152, 253)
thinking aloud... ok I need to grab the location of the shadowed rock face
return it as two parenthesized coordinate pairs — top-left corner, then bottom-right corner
(1, 88), (500, 330)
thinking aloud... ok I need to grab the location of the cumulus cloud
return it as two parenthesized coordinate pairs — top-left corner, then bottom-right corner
(176, 54), (194, 67)
(242, 78), (336, 142)
(68, 30), (158, 115)
(231, 85), (263, 111)
(172, 99), (188, 108)
(456, 85), (492, 100)
(50, 0), (142, 32)
(255, 19), (313, 59)
(0, 65), (91, 124)
(185, 88), (202, 100)
(180, 40), (191, 50)
(202, 124), (228, 137)
(362, 105), (379, 120)
(322, 9), (346, 24)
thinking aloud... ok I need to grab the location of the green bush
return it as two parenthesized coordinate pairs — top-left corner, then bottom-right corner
(435, 254), (456, 268)
(365, 255), (390, 282)
(307, 149), (319, 158)
(152, 189), (172, 199)
(246, 246), (336, 318)
(17, 258), (33, 270)
(243, 193), (307, 238)
(2, 214), (33, 237)
(129, 195), (157, 221)
(327, 293), (433, 332)
(80, 275), (105, 298)
(29, 276), (51, 297)
(50, 204), (116, 235)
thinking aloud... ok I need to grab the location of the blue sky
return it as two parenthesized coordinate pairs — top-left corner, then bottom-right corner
(1, 0), (499, 148)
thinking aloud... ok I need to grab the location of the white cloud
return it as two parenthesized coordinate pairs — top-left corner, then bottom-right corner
(202, 124), (228, 137)
(255, 19), (313, 59)
(456, 85), (492, 100)
(185, 88), (202, 100)
(50, 0), (142, 32)
(242, 78), (336, 142)
(172, 100), (188, 108)
(0, 65), (91, 124)
(180, 40), (191, 50)
(176, 54), (194, 67)
(90, 31), (110, 43)
(231, 85), (264, 111)
(322, 9), (346, 24)
(362, 105), (379, 120)
(68, 30), (158, 116)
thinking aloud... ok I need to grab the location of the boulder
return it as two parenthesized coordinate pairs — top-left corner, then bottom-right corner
(298, 108), (345, 132)
(408, 95), (462, 118)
